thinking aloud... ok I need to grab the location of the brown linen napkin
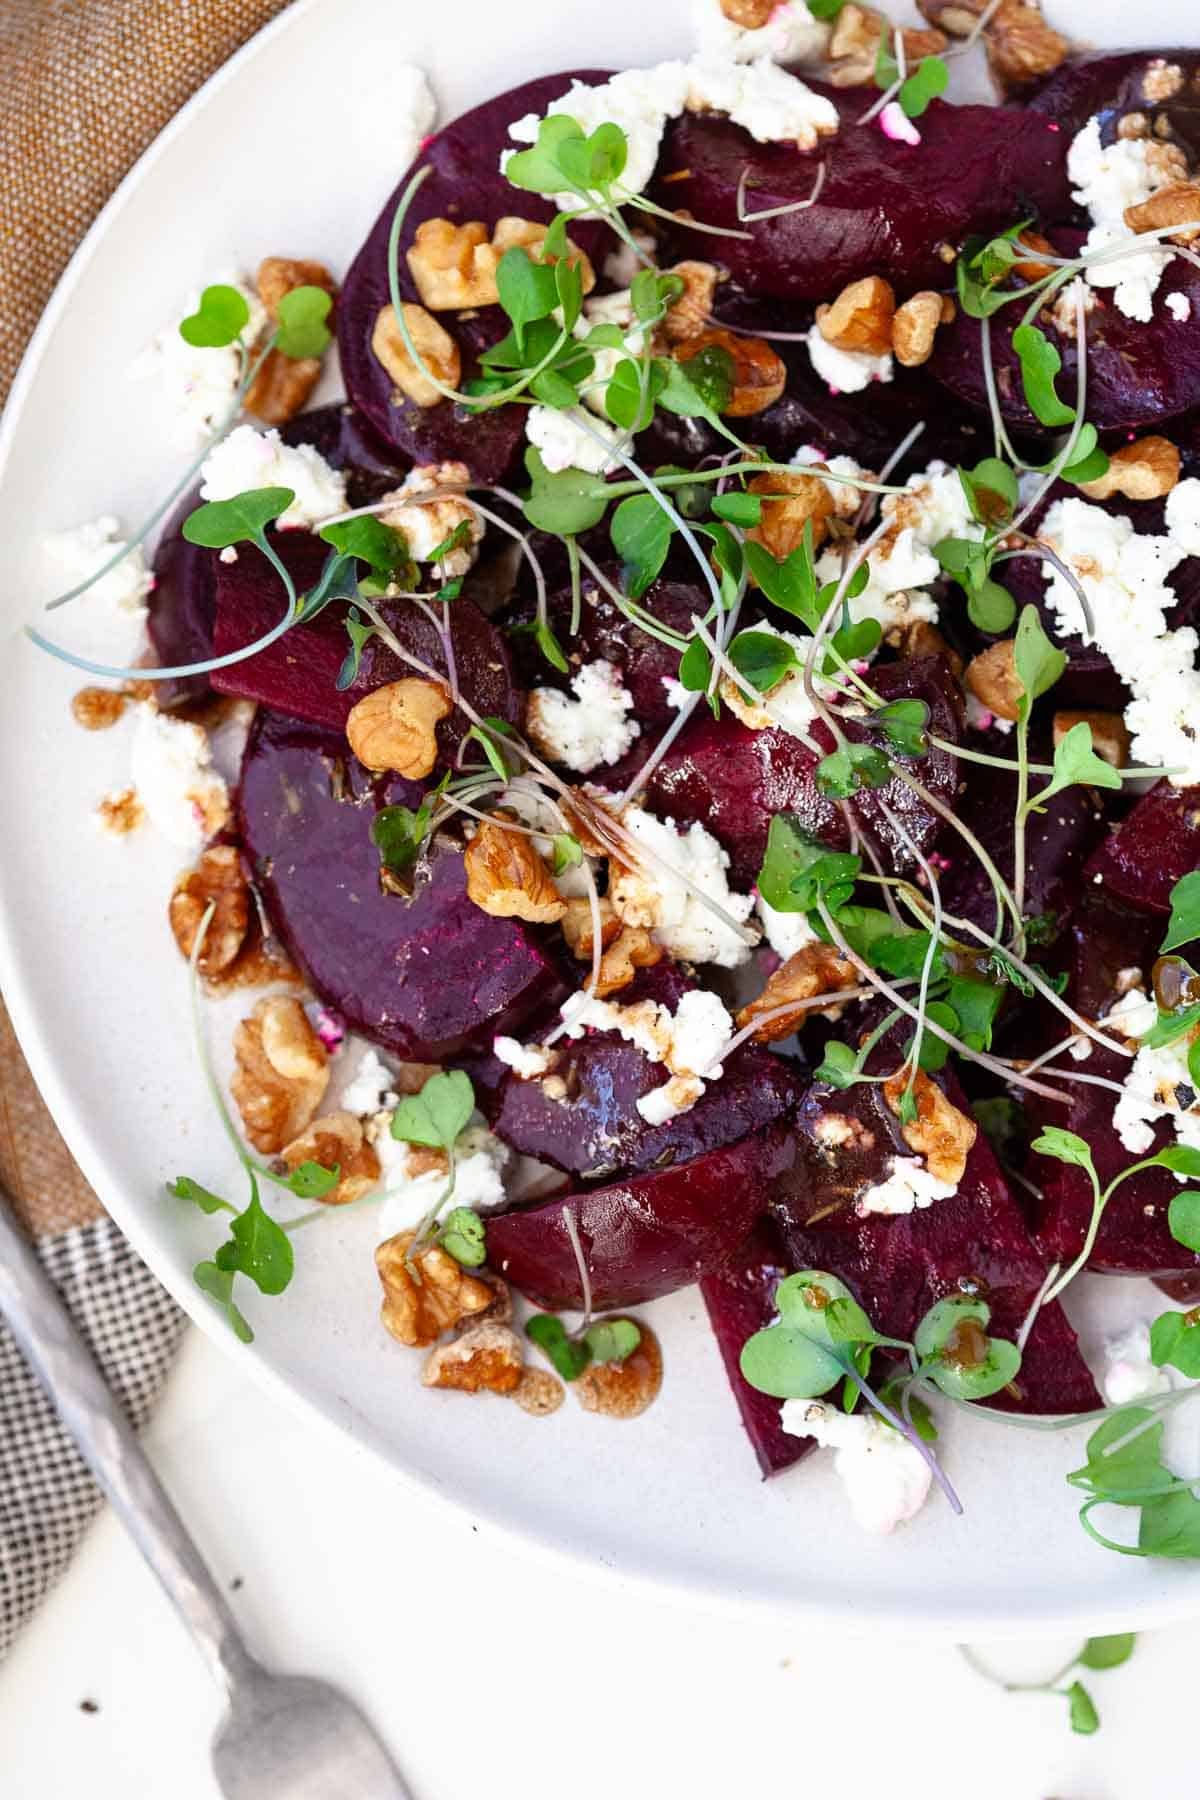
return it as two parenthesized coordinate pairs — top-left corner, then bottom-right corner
(0, 0), (295, 1657)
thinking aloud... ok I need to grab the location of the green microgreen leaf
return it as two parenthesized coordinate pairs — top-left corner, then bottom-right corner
(744, 531), (819, 628)
(466, 717), (519, 779)
(193, 1260), (255, 1343)
(1066, 1682), (1100, 1736)
(933, 537), (1016, 633)
(337, 606), (378, 691)
(281, 1161), (340, 1199)
(213, 1178), (294, 1297)
(1028, 721), (1122, 812)
(658, 345), (734, 422)
(391, 1070), (475, 1152)
(710, 491), (762, 527)
(1031, 1126), (1094, 1171)
(1149, 1307), (1200, 1377)
(274, 284), (334, 359)
(958, 457), (1018, 526)
(1162, 872), (1200, 954)
(522, 447), (609, 535)
(728, 628), (798, 694)
(496, 246), (560, 352)
(739, 1325), (845, 1399)
(904, 999), (959, 1071)
(814, 1040), (859, 1089)
(319, 515), (411, 577)
(179, 283), (251, 348)
(181, 488), (295, 550)
(526, 1312), (592, 1381)
(583, 1318), (641, 1364)
(169, 1176), (235, 1215)
(1168, 1191), (1200, 1254)
(757, 815), (860, 913)
(815, 742), (891, 799)
(899, 54), (948, 118)
(1011, 323), (1076, 429)
(550, 832), (583, 876)
(1014, 603), (1066, 719)
(439, 1207), (487, 1268)
(611, 492), (675, 598)
(1078, 1634), (1136, 1671)
(430, 518), (473, 565)
(870, 697), (929, 758)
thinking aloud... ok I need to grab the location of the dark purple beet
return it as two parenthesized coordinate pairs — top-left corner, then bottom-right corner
(1083, 779), (1200, 914)
(770, 1069), (1099, 1413)
(645, 654), (963, 888)
(147, 493), (218, 709)
(336, 71), (611, 482)
(209, 529), (520, 747)
(487, 1122), (797, 1309)
(651, 92), (1070, 302)
(699, 1220), (812, 1479)
(1029, 50), (1200, 160)
(237, 711), (565, 1059)
(491, 966), (803, 1180)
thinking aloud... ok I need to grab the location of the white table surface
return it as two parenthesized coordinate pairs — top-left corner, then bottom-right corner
(1, 1327), (1193, 1799)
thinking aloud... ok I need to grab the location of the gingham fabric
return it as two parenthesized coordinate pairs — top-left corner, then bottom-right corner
(0, 0), (294, 1657)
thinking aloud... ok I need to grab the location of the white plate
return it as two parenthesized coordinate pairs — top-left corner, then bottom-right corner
(2, 0), (1199, 1637)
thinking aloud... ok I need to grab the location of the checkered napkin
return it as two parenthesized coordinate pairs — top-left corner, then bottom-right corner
(0, 0), (294, 1658)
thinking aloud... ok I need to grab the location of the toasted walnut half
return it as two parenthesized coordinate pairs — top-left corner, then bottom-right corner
(828, 6), (946, 86)
(883, 1068), (977, 1185)
(561, 895), (661, 994)
(892, 292), (954, 369)
(465, 815), (567, 923)
(281, 1111), (381, 1205)
(491, 217), (596, 294)
(231, 996), (329, 1154)
(983, 0), (1068, 89)
(407, 216), (594, 311)
(661, 260), (720, 344)
(673, 327), (786, 418)
(372, 303), (461, 408)
(1052, 709), (1131, 771)
(746, 469), (836, 559)
(346, 677), (451, 778)
(169, 845), (250, 976)
(720, 0), (775, 24)
(818, 276), (896, 357)
(376, 1232), (495, 1349)
(1124, 181), (1200, 243)
(244, 256), (339, 425)
(964, 640), (1022, 723)
(574, 1323), (663, 1418)
(422, 1320), (525, 1395)
(1079, 436), (1181, 502)
(736, 944), (860, 1043)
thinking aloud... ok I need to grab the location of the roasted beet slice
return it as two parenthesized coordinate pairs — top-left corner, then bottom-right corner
(1083, 779), (1200, 915)
(237, 711), (564, 1059)
(770, 1071), (1098, 1414)
(651, 93), (1070, 302)
(492, 974), (803, 1180)
(146, 493), (218, 708)
(1029, 49), (1200, 155)
(337, 71), (610, 482)
(644, 654), (963, 888)
(209, 529), (520, 744)
(699, 1220), (811, 1479)
(486, 1122), (797, 1309)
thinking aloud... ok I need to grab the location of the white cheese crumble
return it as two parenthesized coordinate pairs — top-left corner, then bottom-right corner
(392, 66), (438, 169)
(374, 1120), (510, 1238)
(856, 1154), (957, 1217)
(1166, 475), (1200, 557)
(199, 425), (348, 530)
(128, 706), (230, 850)
(1038, 497), (1200, 786)
(560, 985), (734, 1121)
(376, 461), (483, 576)
(493, 1036), (557, 1079)
(694, 0), (830, 65)
(1108, 983), (1200, 1161)
(45, 515), (154, 664)
(1167, 292), (1193, 322)
(780, 1399), (933, 1534)
(503, 58), (837, 211)
(791, 446), (870, 520)
(525, 659), (640, 772)
(132, 273), (267, 445)
(525, 403), (621, 475)
(340, 1047), (399, 1117)
(756, 891), (819, 961)
(1067, 117), (1178, 322)
(813, 460), (978, 637)
(804, 325), (893, 395)
(1101, 1320), (1173, 1407)
(609, 808), (757, 968)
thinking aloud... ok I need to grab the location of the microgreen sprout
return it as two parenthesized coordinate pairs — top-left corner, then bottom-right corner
(1068, 1407), (1200, 1560)
(960, 1634), (1136, 1736)
(389, 1069), (477, 1261)
(525, 1311), (642, 1382)
(1032, 1132), (1200, 1304)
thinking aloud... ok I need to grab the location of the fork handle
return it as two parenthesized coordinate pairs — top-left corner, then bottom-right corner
(0, 1189), (256, 1696)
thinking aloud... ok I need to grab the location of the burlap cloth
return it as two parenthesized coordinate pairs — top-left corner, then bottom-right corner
(0, 0), (296, 1656)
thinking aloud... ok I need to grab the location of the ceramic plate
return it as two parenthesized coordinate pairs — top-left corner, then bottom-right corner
(2, 0), (1198, 1636)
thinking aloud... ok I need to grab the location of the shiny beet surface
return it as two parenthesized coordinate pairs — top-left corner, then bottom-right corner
(1083, 780), (1200, 915)
(699, 1219), (812, 1478)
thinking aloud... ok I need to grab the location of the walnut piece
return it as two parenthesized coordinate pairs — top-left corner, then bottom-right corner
(559, 894), (662, 995)
(982, 1), (1068, 89)
(490, 217), (595, 295)
(673, 327), (786, 418)
(745, 469), (836, 559)
(72, 686), (129, 730)
(371, 303), (461, 408)
(96, 788), (143, 836)
(828, 6), (946, 85)
(1052, 709), (1131, 771)
(1124, 182), (1200, 244)
(256, 255), (337, 318)
(376, 1232), (495, 1349)
(512, 1367), (566, 1415)
(891, 292), (953, 368)
(1011, 229), (1058, 283)
(1078, 436), (1180, 502)
(464, 815), (567, 923)
(817, 276), (895, 357)
(736, 944), (860, 1042)
(407, 216), (594, 311)
(244, 257), (338, 426)
(964, 639), (1022, 722)
(422, 1320), (525, 1394)
(169, 845), (251, 976)
(661, 260), (719, 344)
(281, 1111), (381, 1205)
(345, 677), (451, 777)
(883, 1068), (977, 1185)
(720, 0), (775, 24)
(377, 461), (482, 578)
(574, 1324), (662, 1419)
(231, 996), (329, 1154)
(1142, 59), (1185, 103)
(561, 894), (621, 958)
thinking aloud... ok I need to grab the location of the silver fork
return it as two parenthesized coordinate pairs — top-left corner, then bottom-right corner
(0, 1190), (414, 1799)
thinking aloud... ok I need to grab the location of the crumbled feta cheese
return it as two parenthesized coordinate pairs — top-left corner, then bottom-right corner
(128, 706), (230, 850)
(503, 58), (836, 211)
(693, 0), (830, 65)
(44, 515), (154, 663)
(805, 324), (893, 394)
(856, 1155), (957, 1217)
(132, 274), (267, 445)
(1107, 984), (1159, 1040)
(812, 460), (977, 638)
(791, 447), (869, 519)
(1108, 984), (1200, 1160)
(663, 677), (692, 710)
(199, 425), (347, 529)
(1166, 476), (1200, 557)
(1038, 497), (1200, 786)
(609, 808), (757, 968)
(1067, 1033), (1093, 1062)
(636, 1073), (706, 1124)
(780, 1399), (933, 1534)
(494, 1036), (557, 1079)
(1101, 1320), (1173, 1407)
(376, 461), (483, 576)
(525, 404), (621, 475)
(375, 1122), (510, 1238)
(560, 983), (733, 1120)
(1167, 292), (1192, 323)
(392, 66), (438, 169)
(756, 891), (819, 961)
(603, 230), (658, 287)
(340, 1047), (399, 1117)
(574, 288), (647, 418)
(1067, 116), (1178, 321)
(525, 659), (640, 772)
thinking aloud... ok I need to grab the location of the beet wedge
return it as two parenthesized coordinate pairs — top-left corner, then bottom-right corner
(237, 711), (564, 1060)
(1083, 779), (1200, 916)
(699, 1219), (813, 1480)
(486, 1122), (798, 1310)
